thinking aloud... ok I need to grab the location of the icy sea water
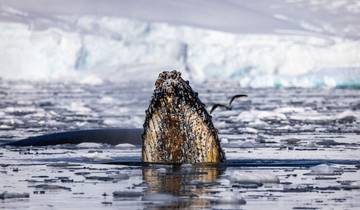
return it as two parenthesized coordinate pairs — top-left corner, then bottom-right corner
(0, 80), (360, 210)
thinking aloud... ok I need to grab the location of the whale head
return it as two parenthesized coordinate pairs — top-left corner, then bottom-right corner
(142, 70), (225, 164)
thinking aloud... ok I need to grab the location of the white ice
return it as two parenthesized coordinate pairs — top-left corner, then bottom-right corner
(0, 0), (359, 87)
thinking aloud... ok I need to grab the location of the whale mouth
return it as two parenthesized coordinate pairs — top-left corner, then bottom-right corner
(142, 70), (224, 164)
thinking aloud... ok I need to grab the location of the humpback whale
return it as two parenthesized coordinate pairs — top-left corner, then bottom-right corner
(142, 71), (224, 163)
(2, 71), (225, 164)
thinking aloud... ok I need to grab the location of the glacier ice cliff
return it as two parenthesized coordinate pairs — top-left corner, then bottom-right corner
(0, 1), (359, 87)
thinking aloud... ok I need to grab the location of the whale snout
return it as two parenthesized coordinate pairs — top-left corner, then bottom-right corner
(155, 70), (184, 96)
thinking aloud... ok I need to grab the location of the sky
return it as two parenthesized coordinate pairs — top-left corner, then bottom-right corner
(1, 0), (359, 37)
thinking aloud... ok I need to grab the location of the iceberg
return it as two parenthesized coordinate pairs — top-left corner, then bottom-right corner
(0, 1), (359, 88)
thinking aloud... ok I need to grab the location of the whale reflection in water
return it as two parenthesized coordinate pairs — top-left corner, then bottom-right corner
(142, 165), (226, 209)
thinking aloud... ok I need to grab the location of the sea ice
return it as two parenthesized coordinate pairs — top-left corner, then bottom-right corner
(214, 191), (246, 205)
(228, 171), (280, 184)
(115, 143), (136, 148)
(0, 191), (30, 199)
(310, 164), (342, 175)
(76, 142), (104, 148)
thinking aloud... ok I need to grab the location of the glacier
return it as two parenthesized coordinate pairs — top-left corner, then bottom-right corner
(0, 0), (360, 87)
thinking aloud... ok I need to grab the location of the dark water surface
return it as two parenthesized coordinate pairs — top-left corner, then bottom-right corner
(0, 80), (360, 209)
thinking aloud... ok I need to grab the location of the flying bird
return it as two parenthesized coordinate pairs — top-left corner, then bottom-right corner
(209, 94), (248, 114)
(229, 94), (248, 106)
(209, 103), (231, 114)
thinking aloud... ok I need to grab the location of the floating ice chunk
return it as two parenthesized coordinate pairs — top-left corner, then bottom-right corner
(0, 124), (12, 129)
(76, 142), (104, 148)
(115, 143), (136, 148)
(290, 112), (334, 123)
(310, 164), (342, 175)
(214, 191), (246, 205)
(4, 107), (38, 115)
(234, 111), (257, 122)
(350, 181), (360, 189)
(276, 125), (292, 132)
(103, 118), (122, 126)
(1, 118), (24, 125)
(244, 127), (258, 134)
(229, 171), (280, 184)
(236, 110), (287, 122)
(259, 111), (287, 121)
(292, 110), (359, 124)
(337, 181), (360, 190)
(221, 138), (229, 144)
(99, 96), (114, 104)
(0, 191), (30, 199)
(13, 84), (34, 90)
(274, 107), (306, 113)
(311, 164), (334, 174)
(80, 152), (111, 160)
(66, 102), (92, 114)
(248, 119), (268, 129)
(214, 121), (228, 129)
(336, 110), (358, 123)
(218, 178), (231, 186)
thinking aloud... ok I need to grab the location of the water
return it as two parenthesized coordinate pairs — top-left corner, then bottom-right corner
(1, 80), (360, 209)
